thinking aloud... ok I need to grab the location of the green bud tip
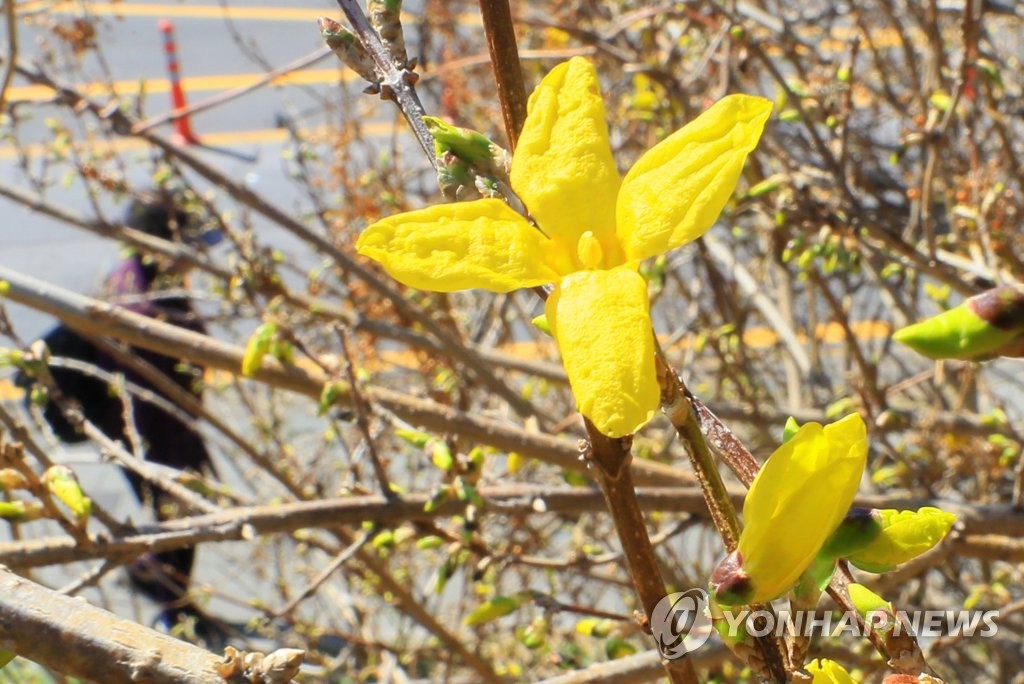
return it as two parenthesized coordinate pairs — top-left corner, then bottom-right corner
(818, 507), (883, 560)
(422, 116), (494, 165)
(317, 17), (353, 45)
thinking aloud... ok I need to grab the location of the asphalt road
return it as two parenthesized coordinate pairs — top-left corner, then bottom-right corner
(0, 0), (414, 335)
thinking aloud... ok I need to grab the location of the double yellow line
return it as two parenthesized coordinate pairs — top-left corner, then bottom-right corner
(4, 68), (345, 105)
(20, 2), (330, 22)
(0, 120), (399, 160)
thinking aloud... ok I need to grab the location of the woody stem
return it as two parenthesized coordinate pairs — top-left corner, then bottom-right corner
(583, 418), (700, 684)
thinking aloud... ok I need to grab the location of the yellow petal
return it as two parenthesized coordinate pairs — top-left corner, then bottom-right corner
(617, 94), (772, 262)
(510, 58), (623, 269)
(356, 198), (559, 292)
(546, 267), (658, 437)
(738, 413), (867, 603)
(805, 659), (858, 684)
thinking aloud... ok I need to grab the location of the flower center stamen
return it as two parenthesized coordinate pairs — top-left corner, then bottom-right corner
(576, 231), (604, 270)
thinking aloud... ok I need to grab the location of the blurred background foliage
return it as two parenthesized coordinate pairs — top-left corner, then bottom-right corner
(1, 0), (1023, 681)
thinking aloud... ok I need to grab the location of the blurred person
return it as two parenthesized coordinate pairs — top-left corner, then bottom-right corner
(16, 190), (224, 644)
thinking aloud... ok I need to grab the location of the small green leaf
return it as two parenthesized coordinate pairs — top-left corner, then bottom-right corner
(423, 486), (450, 513)
(782, 416), (801, 443)
(431, 442), (455, 472)
(520, 616), (548, 649)
(818, 508), (883, 560)
(893, 286), (1024, 361)
(604, 636), (637, 659)
(847, 583), (890, 619)
(44, 465), (91, 521)
(317, 381), (347, 416)
(423, 117), (496, 166)
(372, 530), (396, 549)
(576, 618), (615, 637)
(746, 175), (783, 198)
(416, 535), (445, 550)
(779, 109), (801, 123)
(0, 500), (44, 522)
(464, 595), (521, 626)
(242, 323), (276, 377)
(825, 397), (857, 419)
(506, 451), (525, 474)
(930, 90), (953, 111)
(435, 554), (457, 594)
(395, 427), (432, 448)
(454, 477), (484, 507)
(848, 507), (956, 572)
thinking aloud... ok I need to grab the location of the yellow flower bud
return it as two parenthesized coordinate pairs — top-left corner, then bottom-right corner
(714, 414), (867, 605)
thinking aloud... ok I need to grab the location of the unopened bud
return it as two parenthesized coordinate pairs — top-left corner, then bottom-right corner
(817, 507), (882, 560)
(847, 507), (956, 572)
(423, 117), (498, 169)
(709, 550), (754, 606)
(893, 285), (1024, 360)
(318, 17), (378, 83)
(44, 465), (92, 521)
(368, 0), (407, 67)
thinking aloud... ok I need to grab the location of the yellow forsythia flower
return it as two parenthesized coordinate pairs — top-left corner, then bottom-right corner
(713, 414), (867, 604)
(805, 658), (858, 683)
(847, 507), (956, 573)
(357, 57), (771, 437)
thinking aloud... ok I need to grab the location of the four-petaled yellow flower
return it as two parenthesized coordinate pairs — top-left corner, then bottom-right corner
(357, 57), (771, 436)
(712, 413), (868, 605)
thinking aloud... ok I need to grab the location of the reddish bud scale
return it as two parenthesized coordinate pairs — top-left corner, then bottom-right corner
(710, 550), (754, 606)
(969, 284), (1024, 331)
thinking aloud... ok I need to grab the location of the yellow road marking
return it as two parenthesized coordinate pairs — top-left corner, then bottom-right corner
(26, 2), (484, 24)
(23, 2), (336, 22)
(0, 120), (397, 160)
(5, 67), (347, 104)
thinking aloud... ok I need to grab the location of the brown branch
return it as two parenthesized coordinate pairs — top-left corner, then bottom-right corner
(571, 421), (696, 684)
(479, 0), (529, 149)
(0, 0), (17, 116)
(0, 566), (225, 684)
(2, 483), (1021, 570)
(537, 643), (730, 684)
(0, 265), (694, 487)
